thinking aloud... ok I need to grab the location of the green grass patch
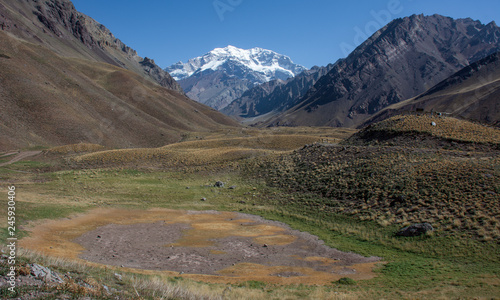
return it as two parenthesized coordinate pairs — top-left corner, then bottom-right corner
(0, 202), (90, 241)
(3, 152), (499, 299)
(9, 160), (51, 170)
(337, 277), (357, 285)
(238, 281), (268, 289)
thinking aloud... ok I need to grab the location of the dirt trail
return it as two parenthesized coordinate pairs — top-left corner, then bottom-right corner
(0, 151), (42, 167)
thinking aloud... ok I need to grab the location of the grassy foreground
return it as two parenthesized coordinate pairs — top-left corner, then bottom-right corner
(0, 124), (499, 299)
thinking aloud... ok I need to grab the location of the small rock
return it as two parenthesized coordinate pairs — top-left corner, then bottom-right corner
(201, 197), (207, 201)
(229, 185), (237, 189)
(214, 181), (225, 188)
(103, 285), (110, 294)
(431, 122), (437, 126)
(114, 273), (122, 281)
(263, 244), (268, 248)
(396, 223), (434, 237)
(239, 200), (246, 204)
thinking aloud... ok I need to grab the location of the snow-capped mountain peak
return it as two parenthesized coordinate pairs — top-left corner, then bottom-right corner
(165, 45), (306, 83)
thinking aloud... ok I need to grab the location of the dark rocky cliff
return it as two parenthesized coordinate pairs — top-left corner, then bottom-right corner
(223, 64), (335, 120)
(267, 14), (500, 128)
(0, 0), (182, 93)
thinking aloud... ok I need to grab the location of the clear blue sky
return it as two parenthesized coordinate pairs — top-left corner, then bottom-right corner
(71, 0), (500, 69)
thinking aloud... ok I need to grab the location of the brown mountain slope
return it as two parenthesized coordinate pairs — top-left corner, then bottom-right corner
(0, 0), (182, 92)
(365, 51), (500, 127)
(266, 14), (500, 128)
(0, 30), (238, 150)
(0, 0), (239, 150)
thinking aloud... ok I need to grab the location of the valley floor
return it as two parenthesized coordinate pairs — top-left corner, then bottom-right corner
(0, 124), (498, 299)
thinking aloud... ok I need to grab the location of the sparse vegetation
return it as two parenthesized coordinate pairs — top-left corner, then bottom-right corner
(348, 115), (500, 150)
(69, 132), (327, 169)
(1, 119), (499, 299)
(249, 143), (500, 240)
(368, 115), (500, 143)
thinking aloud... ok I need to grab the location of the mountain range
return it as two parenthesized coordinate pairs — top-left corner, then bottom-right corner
(224, 14), (500, 128)
(0, 0), (237, 150)
(1, 0), (500, 151)
(165, 46), (306, 110)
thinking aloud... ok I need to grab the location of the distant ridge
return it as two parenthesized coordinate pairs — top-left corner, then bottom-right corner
(222, 63), (336, 122)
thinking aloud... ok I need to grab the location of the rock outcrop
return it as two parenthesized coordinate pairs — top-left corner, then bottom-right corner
(396, 223), (434, 237)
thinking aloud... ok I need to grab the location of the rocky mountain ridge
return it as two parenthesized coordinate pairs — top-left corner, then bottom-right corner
(222, 63), (336, 121)
(365, 50), (500, 127)
(248, 14), (500, 128)
(0, 0), (182, 93)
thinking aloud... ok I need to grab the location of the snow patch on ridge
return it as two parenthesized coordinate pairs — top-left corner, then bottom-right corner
(166, 45), (306, 83)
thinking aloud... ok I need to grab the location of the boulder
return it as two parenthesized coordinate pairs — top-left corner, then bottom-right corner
(396, 223), (433, 237)
(29, 263), (64, 283)
(214, 181), (225, 188)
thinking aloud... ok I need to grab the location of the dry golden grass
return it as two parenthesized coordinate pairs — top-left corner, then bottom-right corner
(71, 134), (328, 168)
(72, 146), (272, 169)
(370, 115), (500, 144)
(164, 135), (321, 151)
(45, 143), (106, 155)
(179, 126), (356, 143)
(252, 143), (500, 240)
